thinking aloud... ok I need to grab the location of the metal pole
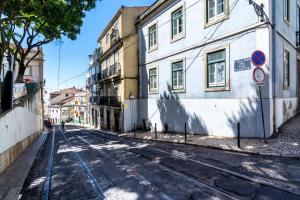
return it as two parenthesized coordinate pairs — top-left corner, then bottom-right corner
(184, 123), (187, 143)
(155, 123), (157, 139)
(237, 123), (240, 148)
(133, 123), (136, 138)
(259, 86), (267, 143)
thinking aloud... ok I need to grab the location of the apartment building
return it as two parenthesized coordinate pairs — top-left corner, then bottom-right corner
(136, 0), (300, 137)
(48, 87), (82, 124)
(87, 6), (148, 131)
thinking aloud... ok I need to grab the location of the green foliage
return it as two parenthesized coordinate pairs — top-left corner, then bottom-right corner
(0, 0), (98, 81)
(1, 0), (97, 40)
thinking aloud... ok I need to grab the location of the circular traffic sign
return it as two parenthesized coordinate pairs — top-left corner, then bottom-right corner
(251, 50), (266, 67)
(253, 67), (265, 83)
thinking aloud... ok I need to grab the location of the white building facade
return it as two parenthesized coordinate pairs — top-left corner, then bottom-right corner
(137, 0), (300, 138)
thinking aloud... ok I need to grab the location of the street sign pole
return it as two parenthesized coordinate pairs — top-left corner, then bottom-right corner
(258, 85), (267, 144)
(251, 50), (267, 143)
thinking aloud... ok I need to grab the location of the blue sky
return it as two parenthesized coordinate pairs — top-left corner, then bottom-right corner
(44, 0), (155, 92)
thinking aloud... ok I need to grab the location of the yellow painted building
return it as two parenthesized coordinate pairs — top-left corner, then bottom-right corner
(87, 6), (148, 132)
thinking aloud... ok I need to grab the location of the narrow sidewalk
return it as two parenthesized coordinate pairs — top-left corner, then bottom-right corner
(84, 115), (300, 158)
(120, 115), (300, 158)
(0, 132), (48, 200)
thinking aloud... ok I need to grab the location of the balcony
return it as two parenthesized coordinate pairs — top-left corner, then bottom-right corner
(96, 47), (103, 59)
(99, 63), (121, 81)
(297, 31), (300, 48)
(89, 96), (99, 105)
(99, 96), (121, 107)
(110, 29), (120, 46)
(86, 74), (98, 88)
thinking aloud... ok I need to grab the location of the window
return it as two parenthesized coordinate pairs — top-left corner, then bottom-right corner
(207, 50), (226, 87)
(148, 24), (157, 50)
(284, 0), (290, 22)
(113, 21), (118, 31)
(106, 58), (110, 76)
(106, 33), (109, 45)
(172, 61), (184, 90)
(284, 49), (290, 89)
(114, 51), (119, 64)
(207, 0), (226, 22)
(149, 67), (158, 92)
(171, 7), (184, 39)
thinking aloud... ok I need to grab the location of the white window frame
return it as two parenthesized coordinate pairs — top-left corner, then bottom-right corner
(283, 0), (290, 24)
(283, 47), (290, 90)
(113, 21), (119, 31)
(171, 59), (186, 92)
(207, 50), (226, 87)
(148, 65), (159, 93)
(205, 0), (229, 27)
(205, 45), (230, 92)
(148, 23), (158, 51)
(170, 3), (186, 42)
(114, 51), (119, 64)
(106, 58), (110, 77)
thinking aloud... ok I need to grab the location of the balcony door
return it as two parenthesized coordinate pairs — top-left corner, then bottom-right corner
(298, 59), (300, 99)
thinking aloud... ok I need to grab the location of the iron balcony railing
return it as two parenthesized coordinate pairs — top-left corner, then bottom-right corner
(99, 63), (121, 81)
(86, 74), (98, 88)
(99, 96), (121, 106)
(96, 46), (103, 59)
(297, 31), (300, 47)
(89, 96), (99, 105)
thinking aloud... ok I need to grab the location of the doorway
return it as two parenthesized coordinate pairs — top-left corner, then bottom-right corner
(298, 59), (300, 109)
(106, 110), (111, 130)
(114, 110), (120, 132)
(95, 109), (98, 128)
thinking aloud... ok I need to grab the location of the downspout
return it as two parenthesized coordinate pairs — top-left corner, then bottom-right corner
(271, 1), (277, 133)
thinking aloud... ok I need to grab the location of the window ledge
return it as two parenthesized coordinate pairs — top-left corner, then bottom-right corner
(171, 88), (186, 93)
(148, 46), (158, 53)
(205, 86), (229, 92)
(149, 90), (158, 94)
(171, 34), (186, 43)
(204, 14), (229, 29)
(283, 18), (290, 26)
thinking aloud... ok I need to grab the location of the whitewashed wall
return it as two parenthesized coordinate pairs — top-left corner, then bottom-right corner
(0, 89), (43, 155)
(138, 0), (273, 137)
(123, 99), (138, 132)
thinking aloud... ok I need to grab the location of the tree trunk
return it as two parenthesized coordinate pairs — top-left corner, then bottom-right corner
(15, 62), (26, 83)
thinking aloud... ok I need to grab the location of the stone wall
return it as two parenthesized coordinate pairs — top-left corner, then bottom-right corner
(0, 88), (43, 174)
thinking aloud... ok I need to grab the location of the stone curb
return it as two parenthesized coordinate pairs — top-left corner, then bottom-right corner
(82, 127), (300, 159)
(122, 135), (300, 159)
(13, 131), (49, 200)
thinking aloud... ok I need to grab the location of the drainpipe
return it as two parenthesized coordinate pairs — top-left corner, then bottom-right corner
(271, 1), (277, 133)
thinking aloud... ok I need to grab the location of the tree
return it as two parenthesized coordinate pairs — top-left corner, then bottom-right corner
(0, 0), (97, 82)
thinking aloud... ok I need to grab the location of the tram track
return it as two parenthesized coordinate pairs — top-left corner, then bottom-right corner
(76, 129), (241, 200)
(85, 129), (300, 200)
(43, 128), (56, 200)
(60, 129), (106, 200)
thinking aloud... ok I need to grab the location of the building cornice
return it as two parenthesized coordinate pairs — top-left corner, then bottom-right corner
(136, 0), (168, 25)
(97, 6), (124, 43)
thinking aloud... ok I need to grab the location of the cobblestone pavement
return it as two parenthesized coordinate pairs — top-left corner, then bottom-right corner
(19, 126), (300, 200)
(121, 114), (300, 157)
(0, 132), (47, 200)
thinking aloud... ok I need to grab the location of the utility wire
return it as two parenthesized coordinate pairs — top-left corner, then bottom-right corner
(47, 0), (256, 91)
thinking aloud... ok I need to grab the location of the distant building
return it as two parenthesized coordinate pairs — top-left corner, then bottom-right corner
(48, 87), (82, 124)
(136, 0), (300, 137)
(87, 6), (148, 131)
(73, 91), (88, 124)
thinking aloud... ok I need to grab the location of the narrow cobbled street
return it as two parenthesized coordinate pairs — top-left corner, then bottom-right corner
(19, 126), (300, 200)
